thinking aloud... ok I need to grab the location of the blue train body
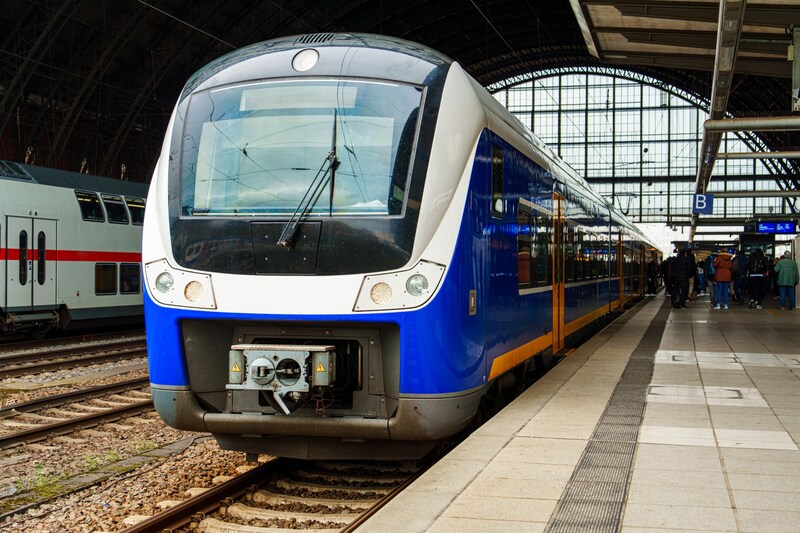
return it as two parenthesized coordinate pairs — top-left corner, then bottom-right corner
(143, 34), (658, 459)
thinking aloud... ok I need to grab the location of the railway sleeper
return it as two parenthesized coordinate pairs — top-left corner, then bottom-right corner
(252, 489), (375, 509)
(198, 516), (338, 533)
(225, 501), (356, 523)
(275, 478), (392, 495)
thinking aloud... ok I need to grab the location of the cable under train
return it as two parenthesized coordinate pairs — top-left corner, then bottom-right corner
(143, 34), (660, 460)
(0, 161), (147, 338)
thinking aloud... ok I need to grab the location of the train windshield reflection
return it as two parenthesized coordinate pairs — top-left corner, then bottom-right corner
(179, 79), (422, 217)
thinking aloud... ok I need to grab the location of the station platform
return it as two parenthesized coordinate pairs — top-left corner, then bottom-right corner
(359, 293), (800, 532)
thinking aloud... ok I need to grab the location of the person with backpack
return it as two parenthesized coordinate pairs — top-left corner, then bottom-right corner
(705, 253), (717, 308)
(732, 249), (746, 304)
(712, 249), (733, 309)
(773, 250), (799, 310)
(747, 248), (768, 309)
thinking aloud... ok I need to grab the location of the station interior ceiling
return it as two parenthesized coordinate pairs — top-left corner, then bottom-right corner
(0, 0), (798, 240)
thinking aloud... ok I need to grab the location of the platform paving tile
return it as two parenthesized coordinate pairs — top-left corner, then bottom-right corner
(626, 482), (732, 508)
(726, 473), (800, 492)
(442, 435), (510, 461)
(442, 494), (556, 523)
(709, 413), (786, 432)
(632, 443), (723, 471)
(494, 437), (587, 465)
(629, 468), (728, 489)
(357, 490), (457, 533)
(479, 460), (575, 483)
(735, 509), (800, 533)
(732, 490), (800, 512)
(428, 516), (546, 533)
(719, 447), (800, 463)
(402, 458), (485, 494)
(464, 474), (567, 500)
(714, 429), (798, 450)
(621, 503), (738, 531)
(639, 426), (716, 447)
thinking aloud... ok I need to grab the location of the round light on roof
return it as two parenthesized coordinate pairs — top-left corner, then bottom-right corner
(292, 49), (319, 72)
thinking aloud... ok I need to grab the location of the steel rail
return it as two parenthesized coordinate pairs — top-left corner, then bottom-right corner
(0, 377), (150, 416)
(0, 345), (147, 379)
(0, 399), (153, 450)
(120, 459), (298, 533)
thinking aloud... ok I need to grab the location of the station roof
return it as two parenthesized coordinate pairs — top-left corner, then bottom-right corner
(0, 0), (795, 183)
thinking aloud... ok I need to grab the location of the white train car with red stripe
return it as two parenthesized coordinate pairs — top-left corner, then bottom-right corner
(0, 160), (147, 337)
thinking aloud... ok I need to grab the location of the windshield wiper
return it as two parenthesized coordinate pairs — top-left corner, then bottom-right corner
(277, 111), (339, 248)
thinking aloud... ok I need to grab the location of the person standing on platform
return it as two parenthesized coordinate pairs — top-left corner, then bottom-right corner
(747, 248), (768, 309)
(662, 256), (673, 297)
(687, 251), (697, 301)
(646, 256), (658, 295)
(705, 252), (717, 308)
(712, 249), (733, 309)
(773, 250), (799, 310)
(732, 249), (746, 304)
(671, 249), (690, 309)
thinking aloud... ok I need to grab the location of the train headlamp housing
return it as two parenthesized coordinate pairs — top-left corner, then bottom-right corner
(155, 272), (174, 293)
(145, 259), (216, 309)
(354, 260), (445, 312)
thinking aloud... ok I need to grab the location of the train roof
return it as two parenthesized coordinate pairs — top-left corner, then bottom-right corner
(0, 160), (148, 197)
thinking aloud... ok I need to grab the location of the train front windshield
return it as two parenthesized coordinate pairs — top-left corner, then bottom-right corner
(179, 79), (422, 217)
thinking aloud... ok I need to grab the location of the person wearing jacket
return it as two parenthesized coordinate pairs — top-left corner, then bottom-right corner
(712, 249), (733, 309)
(670, 249), (691, 308)
(705, 253), (717, 307)
(773, 250), (799, 310)
(732, 249), (746, 304)
(747, 248), (768, 309)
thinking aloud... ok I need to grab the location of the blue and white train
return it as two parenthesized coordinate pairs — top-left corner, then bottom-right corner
(143, 34), (659, 460)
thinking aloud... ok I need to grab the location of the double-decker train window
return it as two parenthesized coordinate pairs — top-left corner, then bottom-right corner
(102, 194), (129, 224)
(491, 145), (504, 218)
(75, 191), (105, 222)
(19, 230), (28, 286)
(37, 231), (46, 285)
(125, 197), (145, 225)
(120, 263), (141, 294)
(95, 263), (117, 295)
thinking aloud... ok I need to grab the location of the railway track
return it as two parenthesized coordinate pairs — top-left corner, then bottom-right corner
(0, 337), (147, 380)
(121, 458), (425, 532)
(0, 377), (152, 449)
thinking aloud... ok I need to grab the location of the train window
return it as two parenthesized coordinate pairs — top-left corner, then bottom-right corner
(533, 213), (552, 286)
(180, 79), (422, 217)
(125, 197), (145, 225)
(517, 206), (532, 288)
(95, 263), (117, 295)
(491, 146), (504, 218)
(120, 263), (141, 294)
(102, 194), (129, 224)
(565, 226), (576, 283)
(37, 231), (46, 285)
(75, 191), (105, 222)
(19, 230), (28, 286)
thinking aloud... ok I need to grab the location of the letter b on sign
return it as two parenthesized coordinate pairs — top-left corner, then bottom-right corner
(692, 194), (714, 214)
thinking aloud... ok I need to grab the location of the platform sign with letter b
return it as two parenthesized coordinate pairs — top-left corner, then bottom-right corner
(692, 193), (714, 214)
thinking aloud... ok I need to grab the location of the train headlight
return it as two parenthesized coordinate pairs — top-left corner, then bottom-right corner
(184, 280), (204, 302)
(145, 259), (216, 309)
(406, 274), (429, 297)
(370, 282), (392, 305)
(354, 260), (445, 312)
(155, 272), (174, 293)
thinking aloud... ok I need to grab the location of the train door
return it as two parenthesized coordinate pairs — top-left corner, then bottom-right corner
(552, 192), (565, 352)
(5, 217), (57, 310)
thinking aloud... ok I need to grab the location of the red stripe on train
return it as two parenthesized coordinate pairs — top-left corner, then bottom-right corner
(0, 249), (141, 262)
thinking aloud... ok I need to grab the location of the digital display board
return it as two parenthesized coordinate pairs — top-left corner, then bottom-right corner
(756, 221), (796, 234)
